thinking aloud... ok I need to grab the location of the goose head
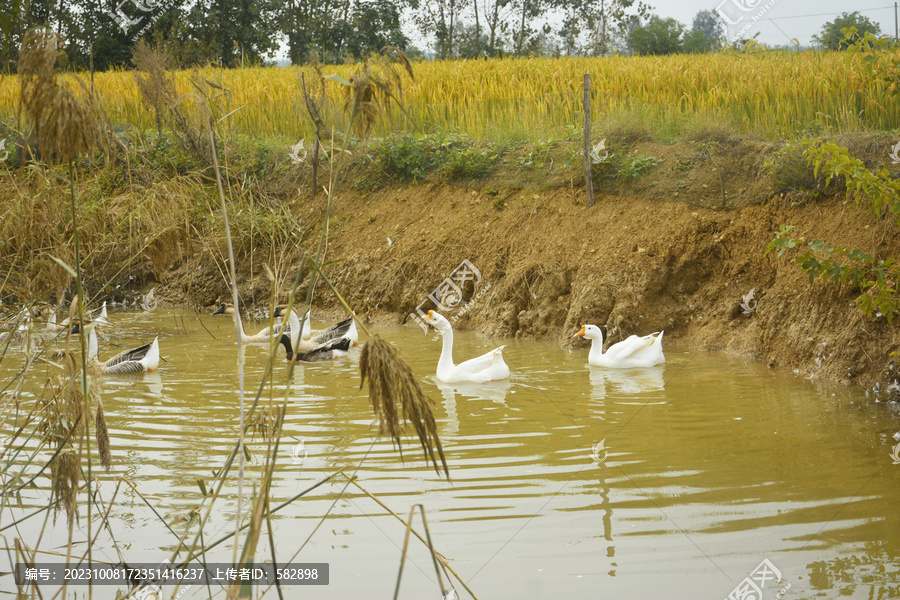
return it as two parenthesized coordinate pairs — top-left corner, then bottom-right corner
(575, 324), (603, 341)
(422, 310), (450, 332)
(213, 303), (235, 316)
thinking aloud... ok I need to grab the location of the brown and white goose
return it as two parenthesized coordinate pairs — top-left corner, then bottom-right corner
(212, 302), (287, 344)
(72, 322), (160, 374)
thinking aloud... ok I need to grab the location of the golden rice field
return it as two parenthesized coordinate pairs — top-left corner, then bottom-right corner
(1, 50), (898, 142)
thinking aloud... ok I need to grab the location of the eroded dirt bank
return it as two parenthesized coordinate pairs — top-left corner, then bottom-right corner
(166, 181), (900, 399)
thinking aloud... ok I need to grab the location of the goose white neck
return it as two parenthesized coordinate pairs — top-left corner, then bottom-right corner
(436, 323), (456, 372)
(588, 329), (606, 363)
(88, 327), (99, 361)
(234, 310), (245, 343)
(288, 309), (301, 351)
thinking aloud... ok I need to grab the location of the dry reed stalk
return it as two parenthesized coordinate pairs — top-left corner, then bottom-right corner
(19, 25), (104, 558)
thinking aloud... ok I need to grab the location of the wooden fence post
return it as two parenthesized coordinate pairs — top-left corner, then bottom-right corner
(582, 74), (594, 208)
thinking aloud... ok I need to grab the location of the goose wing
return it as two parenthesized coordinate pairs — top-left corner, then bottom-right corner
(455, 346), (509, 381)
(295, 336), (351, 362)
(604, 335), (649, 361)
(104, 337), (158, 372)
(309, 317), (352, 346)
(625, 332), (664, 363)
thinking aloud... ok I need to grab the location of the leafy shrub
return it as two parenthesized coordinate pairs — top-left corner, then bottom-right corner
(805, 140), (900, 222)
(617, 153), (659, 181)
(766, 225), (900, 324)
(373, 134), (439, 182)
(443, 148), (497, 180)
(765, 142), (823, 194)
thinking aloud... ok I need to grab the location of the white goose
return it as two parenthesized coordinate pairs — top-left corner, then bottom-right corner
(274, 306), (360, 347)
(575, 324), (664, 369)
(284, 309), (353, 354)
(75, 322), (160, 374)
(423, 310), (510, 383)
(277, 309), (351, 362)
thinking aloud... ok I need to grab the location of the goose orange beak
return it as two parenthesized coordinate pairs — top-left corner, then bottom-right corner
(423, 310), (434, 323)
(574, 325), (586, 337)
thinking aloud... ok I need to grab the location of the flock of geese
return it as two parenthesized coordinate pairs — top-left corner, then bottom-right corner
(1, 301), (666, 383)
(422, 310), (665, 384)
(212, 302), (360, 361)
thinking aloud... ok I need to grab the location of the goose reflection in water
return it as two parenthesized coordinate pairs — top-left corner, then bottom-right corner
(434, 378), (514, 436)
(588, 365), (665, 400)
(142, 370), (163, 396)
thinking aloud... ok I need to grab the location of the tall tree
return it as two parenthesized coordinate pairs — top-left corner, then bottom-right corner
(813, 11), (881, 50)
(342, 0), (409, 57)
(479, 0), (512, 56)
(511, 0), (544, 56)
(66, 0), (133, 70)
(682, 9), (723, 54)
(410, 0), (464, 59)
(691, 9), (723, 44)
(627, 14), (683, 55)
(0, 0), (62, 70)
(557, 0), (650, 57)
(176, 0), (278, 67)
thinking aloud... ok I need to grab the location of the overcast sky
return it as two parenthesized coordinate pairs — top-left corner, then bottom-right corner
(653, 0), (897, 46)
(395, 0), (898, 53)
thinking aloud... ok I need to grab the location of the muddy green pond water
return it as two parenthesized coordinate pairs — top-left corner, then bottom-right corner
(3, 307), (900, 599)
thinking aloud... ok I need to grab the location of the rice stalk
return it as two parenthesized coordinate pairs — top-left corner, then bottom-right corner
(6, 51), (898, 141)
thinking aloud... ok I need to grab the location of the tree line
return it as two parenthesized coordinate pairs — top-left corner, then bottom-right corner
(0, 0), (885, 73)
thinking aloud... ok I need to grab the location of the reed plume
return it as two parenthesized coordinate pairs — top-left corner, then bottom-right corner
(18, 27), (100, 163)
(360, 337), (448, 479)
